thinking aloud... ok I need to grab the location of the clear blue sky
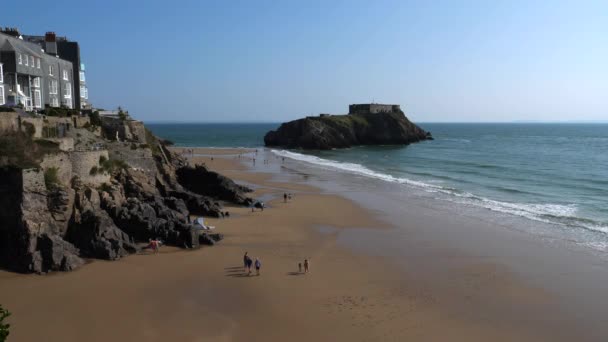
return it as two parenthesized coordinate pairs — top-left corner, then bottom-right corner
(3, 0), (607, 122)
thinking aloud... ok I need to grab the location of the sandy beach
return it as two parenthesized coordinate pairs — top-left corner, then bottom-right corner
(0, 147), (604, 341)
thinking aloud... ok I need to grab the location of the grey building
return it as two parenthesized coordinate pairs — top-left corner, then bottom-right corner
(23, 32), (88, 109)
(0, 28), (74, 110)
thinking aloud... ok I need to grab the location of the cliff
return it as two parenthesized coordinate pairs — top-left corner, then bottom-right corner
(264, 110), (432, 150)
(0, 112), (253, 274)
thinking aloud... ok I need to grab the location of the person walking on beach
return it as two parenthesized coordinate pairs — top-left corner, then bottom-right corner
(284, 193), (287, 203)
(304, 259), (309, 273)
(255, 258), (262, 276)
(243, 252), (249, 271)
(246, 256), (253, 275)
(298, 262), (302, 273)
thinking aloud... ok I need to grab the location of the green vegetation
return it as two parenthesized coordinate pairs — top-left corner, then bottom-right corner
(98, 183), (113, 193)
(41, 106), (80, 117)
(145, 128), (161, 155)
(321, 113), (370, 128)
(88, 110), (102, 127)
(0, 305), (10, 342)
(0, 132), (60, 169)
(44, 167), (60, 189)
(91, 156), (128, 175)
(117, 107), (128, 121)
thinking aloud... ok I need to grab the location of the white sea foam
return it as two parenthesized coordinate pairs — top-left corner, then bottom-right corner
(271, 149), (607, 234)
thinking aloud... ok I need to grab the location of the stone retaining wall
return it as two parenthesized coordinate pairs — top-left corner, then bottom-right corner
(70, 150), (111, 186)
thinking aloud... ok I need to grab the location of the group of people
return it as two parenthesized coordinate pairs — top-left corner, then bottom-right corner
(243, 252), (262, 276)
(283, 193), (294, 203)
(298, 259), (310, 274)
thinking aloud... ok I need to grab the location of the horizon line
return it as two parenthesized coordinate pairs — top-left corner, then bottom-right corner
(143, 120), (608, 124)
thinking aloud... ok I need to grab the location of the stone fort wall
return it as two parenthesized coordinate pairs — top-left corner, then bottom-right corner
(348, 104), (401, 114)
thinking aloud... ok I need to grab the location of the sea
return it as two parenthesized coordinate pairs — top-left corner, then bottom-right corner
(147, 123), (608, 253)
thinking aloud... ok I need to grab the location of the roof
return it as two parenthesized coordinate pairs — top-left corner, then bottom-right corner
(0, 31), (45, 58)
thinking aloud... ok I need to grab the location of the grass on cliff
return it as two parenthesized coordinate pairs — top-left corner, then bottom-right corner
(91, 156), (129, 175)
(0, 132), (60, 169)
(318, 114), (370, 128)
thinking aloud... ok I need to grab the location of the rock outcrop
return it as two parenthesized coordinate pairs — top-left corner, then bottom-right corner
(264, 110), (432, 150)
(0, 116), (255, 274)
(176, 164), (253, 206)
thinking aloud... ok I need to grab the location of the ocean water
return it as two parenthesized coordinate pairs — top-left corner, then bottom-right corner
(148, 123), (608, 251)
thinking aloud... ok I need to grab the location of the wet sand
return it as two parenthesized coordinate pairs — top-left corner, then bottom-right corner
(0, 148), (601, 341)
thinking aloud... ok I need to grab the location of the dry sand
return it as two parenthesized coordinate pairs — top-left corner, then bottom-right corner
(0, 148), (580, 341)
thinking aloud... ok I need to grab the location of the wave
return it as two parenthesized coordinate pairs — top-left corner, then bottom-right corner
(271, 149), (608, 235)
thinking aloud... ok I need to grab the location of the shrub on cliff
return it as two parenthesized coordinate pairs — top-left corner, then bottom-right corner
(41, 106), (79, 117)
(91, 156), (128, 175)
(89, 111), (102, 127)
(0, 305), (10, 342)
(44, 167), (60, 189)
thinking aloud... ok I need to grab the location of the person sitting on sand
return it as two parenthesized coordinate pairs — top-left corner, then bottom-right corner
(255, 258), (262, 276)
(304, 259), (309, 273)
(252, 201), (265, 212)
(225, 211), (230, 218)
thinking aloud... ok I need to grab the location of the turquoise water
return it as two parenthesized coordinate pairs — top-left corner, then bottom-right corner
(147, 123), (276, 148)
(148, 123), (608, 242)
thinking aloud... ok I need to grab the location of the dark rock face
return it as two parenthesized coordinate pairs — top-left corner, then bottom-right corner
(0, 138), (251, 274)
(199, 232), (224, 246)
(264, 110), (432, 150)
(67, 209), (137, 260)
(176, 164), (253, 206)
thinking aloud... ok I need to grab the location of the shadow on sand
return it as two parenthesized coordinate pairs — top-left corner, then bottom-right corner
(287, 272), (304, 276)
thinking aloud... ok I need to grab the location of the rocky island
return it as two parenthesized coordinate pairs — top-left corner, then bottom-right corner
(264, 103), (432, 150)
(0, 108), (253, 274)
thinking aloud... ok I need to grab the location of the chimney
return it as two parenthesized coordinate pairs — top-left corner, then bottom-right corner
(45, 32), (58, 55)
(1, 27), (21, 37)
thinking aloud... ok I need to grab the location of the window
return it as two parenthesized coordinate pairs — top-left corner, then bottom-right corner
(64, 83), (71, 98)
(79, 71), (86, 82)
(80, 86), (88, 100)
(30, 56), (34, 67)
(0, 86), (4, 105)
(24, 55), (28, 66)
(37, 58), (41, 69)
(33, 77), (40, 88)
(18, 54), (22, 65)
(49, 80), (58, 94)
(0, 64), (3, 83)
(62, 69), (69, 81)
(33, 89), (42, 108)
(49, 65), (55, 76)
(51, 97), (59, 107)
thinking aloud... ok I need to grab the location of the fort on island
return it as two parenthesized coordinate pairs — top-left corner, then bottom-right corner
(348, 103), (401, 114)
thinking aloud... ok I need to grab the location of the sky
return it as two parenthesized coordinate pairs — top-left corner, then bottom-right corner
(2, 0), (607, 122)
